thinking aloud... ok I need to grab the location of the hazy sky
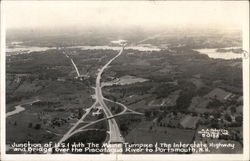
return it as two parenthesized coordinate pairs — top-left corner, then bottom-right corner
(3, 1), (248, 30)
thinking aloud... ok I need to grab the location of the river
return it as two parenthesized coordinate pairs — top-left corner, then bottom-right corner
(68, 45), (160, 51)
(6, 99), (40, 117)
(7, 43), (160, 55)
(194, 47), (242, 60)
(6, 105), (25, 117)
(6, 46), (56, 53)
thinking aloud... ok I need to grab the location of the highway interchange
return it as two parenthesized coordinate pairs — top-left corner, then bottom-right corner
(58, 43), (143, 152)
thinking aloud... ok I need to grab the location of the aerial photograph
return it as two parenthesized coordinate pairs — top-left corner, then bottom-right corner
(3, 1), (247, 155)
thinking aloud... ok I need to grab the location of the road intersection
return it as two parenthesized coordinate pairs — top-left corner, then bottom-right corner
(58, 43), (143, 150)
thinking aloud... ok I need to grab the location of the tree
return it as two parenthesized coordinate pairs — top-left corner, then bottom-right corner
(225, 114), (232, 122)
(157, 115), (164, 124)
(210, 119), (219, 128)
(111, 106), (115, 112)
(78, 107), (83, 119)
(144, 110), (152, 120)
(120, 123), (129, 135)
(230, 106), (237, 114)
(149, 125), (153, 131)
(34, 124), (41, 130)
(235, 115), (243, 122)
(28, 122), (33, 128)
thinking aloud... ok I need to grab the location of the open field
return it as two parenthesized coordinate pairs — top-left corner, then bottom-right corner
(125, 120), (195, 154)
(6, 28), (243, 154)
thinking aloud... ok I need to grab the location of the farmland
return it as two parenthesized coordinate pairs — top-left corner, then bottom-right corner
(6, 28), (243, 154)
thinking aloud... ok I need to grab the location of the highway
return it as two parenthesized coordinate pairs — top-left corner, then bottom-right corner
(59, 45), (126, 145)
(57, 101), (97, 144)
(95, 45), (125, 143)
(49, 32), (168, 154)
(56, 43), (144, 154)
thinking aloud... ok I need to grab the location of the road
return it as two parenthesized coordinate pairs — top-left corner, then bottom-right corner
(95, 45), (125, 143)
(63, 52), (80, 77)
(70, 58), (80, 77)
(59, 45), (126, 144)
(57, 101), (97, 144)
(50, 34), (166, 153)
(57, 43), (144, 152)
(104, 98), (143, 116)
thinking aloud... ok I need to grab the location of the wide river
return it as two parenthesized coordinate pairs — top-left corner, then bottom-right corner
(6, 46), (56, 53)
(194, 47), (242, 60)
(6, 44), (160, 54)
(7, 43), (242, 60)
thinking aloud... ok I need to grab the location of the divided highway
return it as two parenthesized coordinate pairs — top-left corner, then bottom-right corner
(56, 43), (145, 154)
(95, 45), (126, 143)
(59, 45), (126, 145)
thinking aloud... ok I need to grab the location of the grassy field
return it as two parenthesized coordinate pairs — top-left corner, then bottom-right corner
(6, 45), (243, 154)
(6, 110), (59, 144)
(14, 80), (42, 94)
(125, 121), (195, 145)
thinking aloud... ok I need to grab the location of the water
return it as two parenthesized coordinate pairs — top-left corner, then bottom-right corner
(68, 45), (160, 51)
(127, 46), (160, 51)
(194, 47), (242, 60)
(6, 105), (25, 117)
(110, 39), (127, 45)
(6, 45), (160, 55)
(6, 99), (40, 117)
(6, 39), (161, 55)
(68, 45), (121, 51)
(6, 46), (56, 53)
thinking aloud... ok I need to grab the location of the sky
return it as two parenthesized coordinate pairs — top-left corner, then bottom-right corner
(3, 1), (248, 30)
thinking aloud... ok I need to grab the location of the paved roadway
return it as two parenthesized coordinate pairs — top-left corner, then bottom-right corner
(59, 45), (126, 144)
(70, 58), (80, 77)
(57, 44), (144, 149)
(63, 52), (80, 77)
(95, 45), (125, 143)
(57, 101), (97, 144)
(53, 34), (165, 153)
